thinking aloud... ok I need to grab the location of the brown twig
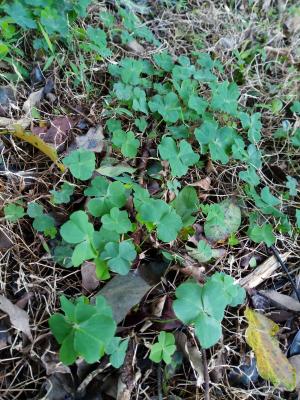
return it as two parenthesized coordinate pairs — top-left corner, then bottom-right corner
(201, 349), (210, 400)
(270, 245), (300, 303)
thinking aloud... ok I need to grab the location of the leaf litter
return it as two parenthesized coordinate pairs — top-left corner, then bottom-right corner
(1, 1), (300, 399)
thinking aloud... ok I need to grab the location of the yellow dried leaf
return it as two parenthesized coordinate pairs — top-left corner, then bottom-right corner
(244, 307), (296, 391)
(0, 125), (64, 171)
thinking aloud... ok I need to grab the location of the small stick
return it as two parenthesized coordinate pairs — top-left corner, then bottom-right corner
(201, 349), (210, 400)
(270, 245), (300, 303)
(157, 362), (163, 400)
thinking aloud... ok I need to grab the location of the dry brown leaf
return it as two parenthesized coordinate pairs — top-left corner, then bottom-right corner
(0, 230), (13, 249)
(32, 116), (75, 151)
(190, 177), (211, 190)
(176, 331), (204, 387)
(81, 261), (99, 292)
(244, 307), (296, 391)
(0, 295), (32, 341)
(259, 290), (300, 312)
(94, 271), (150, 323)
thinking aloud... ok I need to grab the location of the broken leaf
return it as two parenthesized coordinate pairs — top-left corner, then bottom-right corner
(259, 290), (300, 312)
(75, 125), (105, 153)
(186, 240), (225, 263)
(35, 116), (75, 150)
(244, 307), (296, 391)
(22, 88), (44, 115)
(0, 295), (32, 341)
(93, 271), (150, 323)
(203, 199), (241, 242)
(81, 261), (100, 292)
(96, 164), (136, 177)
(1, 125), (65, 171)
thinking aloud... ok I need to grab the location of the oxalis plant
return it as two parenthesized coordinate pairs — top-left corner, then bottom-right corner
(4, 147), (245, 365)
(4, 48), (299, 367)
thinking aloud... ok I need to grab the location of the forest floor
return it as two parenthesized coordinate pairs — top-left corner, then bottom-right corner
(0, 1), (300, 399)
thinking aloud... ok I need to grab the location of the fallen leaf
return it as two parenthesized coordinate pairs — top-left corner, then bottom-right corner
(0, 117), (31, 129)
(244, 307), (296, 391)
(0, 320), (10, 349)
(0, 295), (33, 341)
(32, 116), (75, 150)
(176, 332), (204, 387)
(126, 39), (145, 54)
(259, 290), (300, 312)
(0, 86), (15, 116)
(42, 373), (74, 400)
(93, 271), (150, 323)
(289, 356), (300, 390)
(190, 177), (211, 190)
(289, 330), (300, 357)
(204, 199), (241, 242)
(228, 356), (259, 388)
(22, 88), (44, 115)
(75, 125), (104, 153)
(81, 261), (99, 292)
(0, 125), (65, 171)
(41, 349), (71, 375)
(96, 164), (136, 177)
(0, 230), (13, 249)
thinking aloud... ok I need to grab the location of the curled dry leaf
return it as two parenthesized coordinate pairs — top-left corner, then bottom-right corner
(0, 295), (33, 341)
(126, 39), (145, 54)
(244, 307), (296, 391)
(0, 230), (13, 249)
(6, 125), (65, 171)
(0, 86), (15, 116)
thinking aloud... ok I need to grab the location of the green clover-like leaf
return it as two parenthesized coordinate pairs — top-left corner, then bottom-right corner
(171, 186), (199, 226)
(149, 92), (182, 123)
(210, 81), (240, 116)
(101, 208), (132, 234)
(51, 183), (74, 204)
(4, 203), (26, 222)
(138, 198), (182, 242)
(112, 130), (139, 158)
(100, 240), (136, 275)
(158, 137), (199, 178)
(60, 211), (95, 267)
(63, 149), (95, 181)
(49, 296), (116, 365)
(173, 274), (245, 348)
(87, 180), (128, 217)
(247, 223), (275, 247)
(149, 331), (176, 364)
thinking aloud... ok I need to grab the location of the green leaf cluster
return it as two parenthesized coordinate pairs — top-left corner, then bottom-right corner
(49, 295), (119, 365)
(149, 331), (176, 364)
(173, 272), (245, 348)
